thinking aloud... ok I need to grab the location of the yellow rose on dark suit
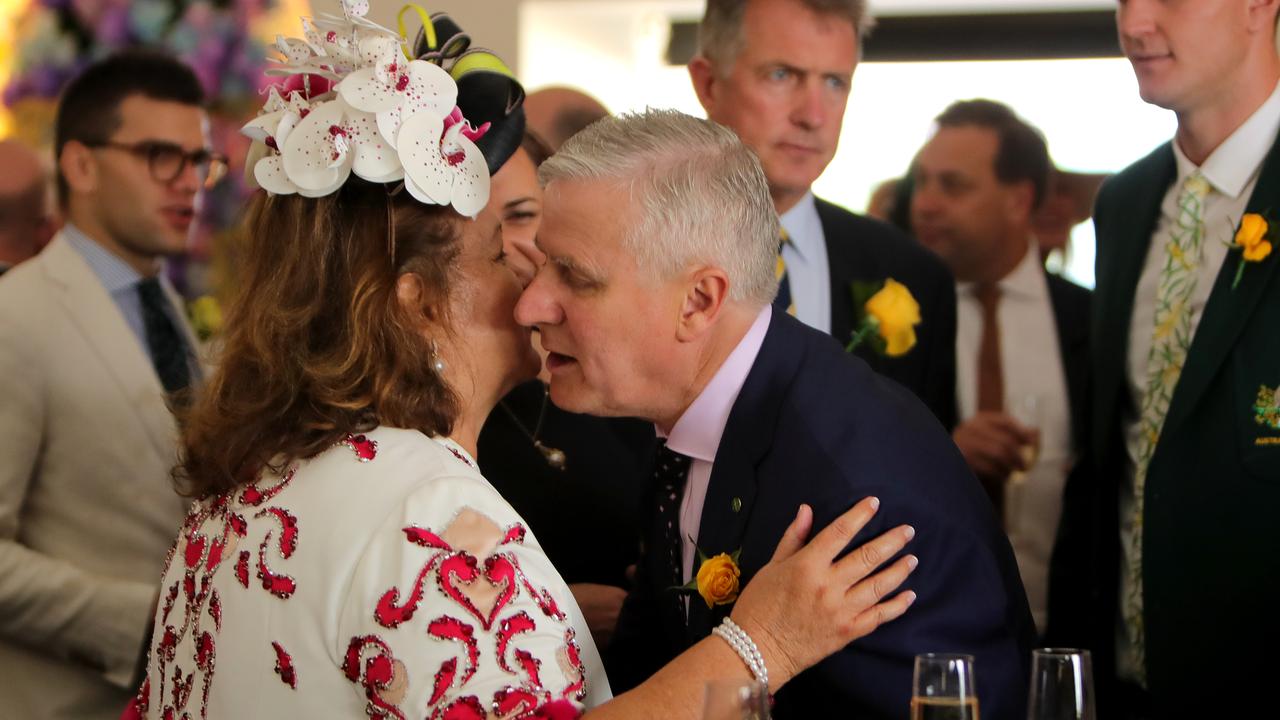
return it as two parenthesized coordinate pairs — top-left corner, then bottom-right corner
(695, 553), (741, 608)
(864, 279), (921, 357)
(1236, 213), (1273, 262)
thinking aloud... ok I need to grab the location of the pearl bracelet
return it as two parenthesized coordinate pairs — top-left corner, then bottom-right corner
(712, 617), (769, 689)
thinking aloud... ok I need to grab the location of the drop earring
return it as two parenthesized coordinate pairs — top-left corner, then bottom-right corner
(430, 340), (446, 374)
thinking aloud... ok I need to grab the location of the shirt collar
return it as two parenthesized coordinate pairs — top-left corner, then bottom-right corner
(957, 242), (1043, 302)
(658, 306), (773, 462)
(62, 222), (145, 293)
(779, 192), (822, 262)
(1174, 78), (1280, 199)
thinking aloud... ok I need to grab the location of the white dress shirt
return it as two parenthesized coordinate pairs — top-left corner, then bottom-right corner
(1118, 79), (1280, 680)
(779, 193), (832, 334)
(957, 244), (1073, 633)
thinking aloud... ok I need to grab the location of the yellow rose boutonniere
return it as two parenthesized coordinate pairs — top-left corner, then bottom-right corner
(672, 546), (741, 609)
(1231, 212), (1274, 289)
(187, 295), (224, 342)
(695, 553), (741, 608)
(847, 278), (921, 357)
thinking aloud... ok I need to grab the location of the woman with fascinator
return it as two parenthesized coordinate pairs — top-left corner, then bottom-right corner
(128, 4), (918, 718)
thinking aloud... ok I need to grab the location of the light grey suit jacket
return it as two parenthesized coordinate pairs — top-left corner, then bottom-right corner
(0, 234), (196, 719)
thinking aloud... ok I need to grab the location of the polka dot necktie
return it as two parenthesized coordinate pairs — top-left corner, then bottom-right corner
(652, 440), (692, 619)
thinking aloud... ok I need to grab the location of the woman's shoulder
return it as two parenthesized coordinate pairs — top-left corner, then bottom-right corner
(290, 427), (499, 506)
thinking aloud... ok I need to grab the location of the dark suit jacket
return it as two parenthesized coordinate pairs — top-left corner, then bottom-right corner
(818, 198), (959, 430)
(478, 380), (651, 588)
(608, 312), (1034, 719)
(1045, 272), (1092, 479)
(1048, 137), (1280, 714)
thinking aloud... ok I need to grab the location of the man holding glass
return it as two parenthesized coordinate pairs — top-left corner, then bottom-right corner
(910, 99), (1091, 638)
(0, 51), (222, 719)
(1050, 1), (1280, 716)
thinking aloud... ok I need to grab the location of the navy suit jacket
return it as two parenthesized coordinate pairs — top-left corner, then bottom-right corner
(608, 311), (1034, 719)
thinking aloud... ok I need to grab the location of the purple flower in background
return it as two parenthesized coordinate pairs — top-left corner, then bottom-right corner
(94, 6), (133, 45)
(29, 66), (68, 98)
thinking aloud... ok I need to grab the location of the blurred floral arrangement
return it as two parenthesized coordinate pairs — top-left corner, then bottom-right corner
(1, 0), (308, 300)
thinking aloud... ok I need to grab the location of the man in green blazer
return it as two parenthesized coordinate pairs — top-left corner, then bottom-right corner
(1049, 2), (1280, 717)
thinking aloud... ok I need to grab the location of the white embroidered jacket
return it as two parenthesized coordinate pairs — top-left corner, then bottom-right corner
(134, 427), (611, 718)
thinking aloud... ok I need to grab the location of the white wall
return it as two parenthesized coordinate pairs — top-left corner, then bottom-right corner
(311, 0), (523, 72)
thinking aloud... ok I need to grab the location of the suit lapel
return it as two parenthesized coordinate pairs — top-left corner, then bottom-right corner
(1047, 273), (1090, 445)
(1161, 133), (1280, 441)
(685, 312), (798, 639)
(817, 199), (862, 344)
(42, 235), (178, 463)
(1092, 145), (1176, 456)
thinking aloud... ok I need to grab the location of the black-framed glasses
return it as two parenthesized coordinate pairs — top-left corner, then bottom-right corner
(84, 139), (229, 190)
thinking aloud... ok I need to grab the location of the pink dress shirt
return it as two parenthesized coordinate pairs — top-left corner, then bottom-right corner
(658, 306), (772, 585)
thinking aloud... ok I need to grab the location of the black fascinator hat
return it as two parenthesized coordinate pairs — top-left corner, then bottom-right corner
(412, 13), (526, 175)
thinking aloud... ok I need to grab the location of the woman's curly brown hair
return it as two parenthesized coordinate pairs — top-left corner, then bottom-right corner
(177, 180), (463, 498)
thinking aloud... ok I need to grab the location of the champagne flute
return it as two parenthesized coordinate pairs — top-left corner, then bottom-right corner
(912, 653), (979, 720)
(1027, 648), (1095, 720)
(1007, 394), (1042, 486)
(701, 680), (770, 720)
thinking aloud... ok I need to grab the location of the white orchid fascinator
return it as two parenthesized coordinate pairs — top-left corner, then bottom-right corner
(241, 1), (525, 218)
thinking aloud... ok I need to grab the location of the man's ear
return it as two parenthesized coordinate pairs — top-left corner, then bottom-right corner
(59, 141), (98, 198)
(675, 266), (731, 342)
(688, 55), (720, 116)
(1246, 0), (1280, 33)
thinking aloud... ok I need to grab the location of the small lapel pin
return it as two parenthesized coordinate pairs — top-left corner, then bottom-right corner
(731, 497), (742, 513)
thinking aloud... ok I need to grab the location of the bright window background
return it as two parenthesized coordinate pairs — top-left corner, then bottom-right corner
(520, 1), (1178, 288)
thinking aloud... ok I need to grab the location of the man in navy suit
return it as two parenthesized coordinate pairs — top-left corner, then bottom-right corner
(688, 0), (958, 429)
(515, 109), (1034, 719)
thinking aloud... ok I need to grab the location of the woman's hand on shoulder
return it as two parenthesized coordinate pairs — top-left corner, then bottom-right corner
(729, 498), (917, 687)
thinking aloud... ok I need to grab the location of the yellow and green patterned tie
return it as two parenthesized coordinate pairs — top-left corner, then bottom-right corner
(773, 227), (797, 316)
(1124, 170), (1211, 686)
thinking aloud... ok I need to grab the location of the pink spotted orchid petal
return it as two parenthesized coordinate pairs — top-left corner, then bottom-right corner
(374, 61), (457, 149)
(446, 133), (489, 218)
(398, 111), (452, 206)
(275, 35), (313, 65)
(254, 155), (299, 195)
(335, 66), (400, 113)
(357, 34), (400, 69)
(281, 100), (352, 193)
(241, 110), (286, 144)
(342, 103), (401, 182)
(340, 0), (369, 21)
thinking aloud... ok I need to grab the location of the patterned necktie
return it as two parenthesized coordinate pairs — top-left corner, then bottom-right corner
(652, 440), (692, 620)
(974, 282), (1007, 523)
(773, 227), (797, 316)
(137, 277), (192, 395)
(1123, 171), (1211, 686)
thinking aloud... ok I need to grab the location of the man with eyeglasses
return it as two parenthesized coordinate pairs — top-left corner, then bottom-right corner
(0, 50), (222, 719)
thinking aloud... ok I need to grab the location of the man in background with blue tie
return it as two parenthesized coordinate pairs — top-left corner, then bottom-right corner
(687, 0), (957, 429)
(1049, 2), (1280, 716)
(0, 51), (221, 719)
